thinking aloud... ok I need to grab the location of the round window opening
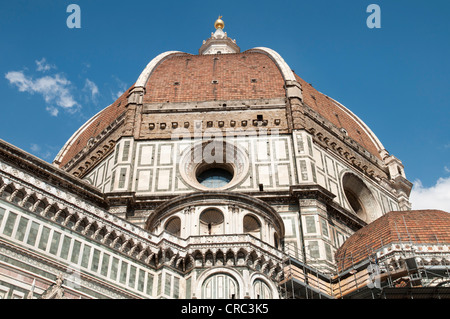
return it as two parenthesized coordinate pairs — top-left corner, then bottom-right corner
(344, 188), (365, 217)
(342, 172), (382, 222)
(196, 165), (234, 189)
(178, 141), (249, 191)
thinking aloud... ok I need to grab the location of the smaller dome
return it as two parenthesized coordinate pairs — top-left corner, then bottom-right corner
(214, 16), (225, 29)
(335, 210), (450, 272)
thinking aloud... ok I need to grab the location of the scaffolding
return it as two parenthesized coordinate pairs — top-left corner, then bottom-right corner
(280, 239), (450, 299)
(280, 242), (335, 299)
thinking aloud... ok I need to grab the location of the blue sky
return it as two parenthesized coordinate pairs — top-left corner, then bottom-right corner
(0, 1), (449, 210)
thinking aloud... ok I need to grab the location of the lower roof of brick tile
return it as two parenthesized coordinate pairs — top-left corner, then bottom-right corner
(335, 210), (450, 272)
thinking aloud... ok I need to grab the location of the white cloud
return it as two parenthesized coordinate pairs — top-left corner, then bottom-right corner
(84, 78), (99, 101)
(46, 106), (59, 117)
(5, 71), (33, 92)
(410, 176), (450, 212)
(111, 89), (125, 100)
(35, 58), (56, 72)
(5, 70), (78, 115)
(30, 144), (41, 152)
(111, 75), (127, 101)
(29, 144), (53, 161)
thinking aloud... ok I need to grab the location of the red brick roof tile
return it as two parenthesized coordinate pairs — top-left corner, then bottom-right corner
(57, 86), (132, 168)
(335, 210), (450, 272)
(295, 74), (382, 159)
(143, 51), (286, 103)
(56, 49), (384, 169)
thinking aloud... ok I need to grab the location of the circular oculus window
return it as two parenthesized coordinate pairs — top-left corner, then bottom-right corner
(196, 165), (234, 189)
(179, 140), (249, 191)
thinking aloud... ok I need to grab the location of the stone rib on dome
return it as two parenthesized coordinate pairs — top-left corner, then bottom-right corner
(335, 210), (450, 272)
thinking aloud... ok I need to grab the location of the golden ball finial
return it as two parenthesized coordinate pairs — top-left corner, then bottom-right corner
(214, 16), (225, 29)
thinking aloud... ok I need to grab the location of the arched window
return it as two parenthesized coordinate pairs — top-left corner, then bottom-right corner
(274, 233), (280, 249)
(35, 201), (47, 214)
(243, 215), (261, 239)
(165, 217), (181, 237)
(1, 185), (14, 200)
(253, 279), (272, 299)
(199, 209), (224, 235)
(12, 190), (25, 204)
(23, 196), (36, 210)
(202, 273), (239, 299)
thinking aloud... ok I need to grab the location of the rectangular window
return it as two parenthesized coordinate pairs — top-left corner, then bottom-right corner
(119, 261), (128, 284)
(49, 231), (61, 255)
(337, 232), (345, 247)
(110, 170), (116, 189)
(26, 221), (40, 246)
(311, 162), (317, 183)
(307, 136), (313, 156)
(15, 216), (29, 242)
(38, 226), (51, 251)
(321, 219), (329, 238)
(71, 240), (82, 264)
(0, 207), (5, 226)
(137, 269), (145, 292)
(101, 253), (110, 276)
(157, 273), (162, 295)
(308, 241), (320, 259)
(91, 249), (101, 273)
(110, 257), (119, 281)
(146, 273), (154, 296)
(165, 274), (172, 296)
(185, 277), (191, 299)
(81, 245), (91, 269)
(118, 168), (127, 189)
(300, 160), (308, 181)
(297, 134), (305, 154)
(173, 277), (180, 299)
(128, 265), (136, 289)
(114, 144), (120, 164)
(122, 141), (130, 162)
(60, 235), (71, 259)
(3, 212), (18, 237)
(305, 216), (316, 234)
(325, 243), (333, 262)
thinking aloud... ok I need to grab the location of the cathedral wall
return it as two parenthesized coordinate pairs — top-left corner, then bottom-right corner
(0, 200), (157, 298)
(0, 151), (284, 299)
(0, 157), (161, 299)
(84, 134), (298, 195)
(80, 130), (402, 275)
(85, 132), (401, 221)
(292, 130), (399, 221)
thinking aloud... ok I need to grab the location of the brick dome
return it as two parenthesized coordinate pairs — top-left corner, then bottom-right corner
(143, 52), (286, 103)
(54, 48), (384, 170)
(335, 210), (450, 272)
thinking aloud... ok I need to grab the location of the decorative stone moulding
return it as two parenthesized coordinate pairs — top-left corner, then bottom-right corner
(145, 191), (285, 239)
(177, 139), (250, 192)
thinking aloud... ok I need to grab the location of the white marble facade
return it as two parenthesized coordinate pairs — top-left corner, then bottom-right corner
(84, 131), (399, 222)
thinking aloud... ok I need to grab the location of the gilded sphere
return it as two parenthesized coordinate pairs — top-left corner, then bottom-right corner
(214, 16), (225, 29)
